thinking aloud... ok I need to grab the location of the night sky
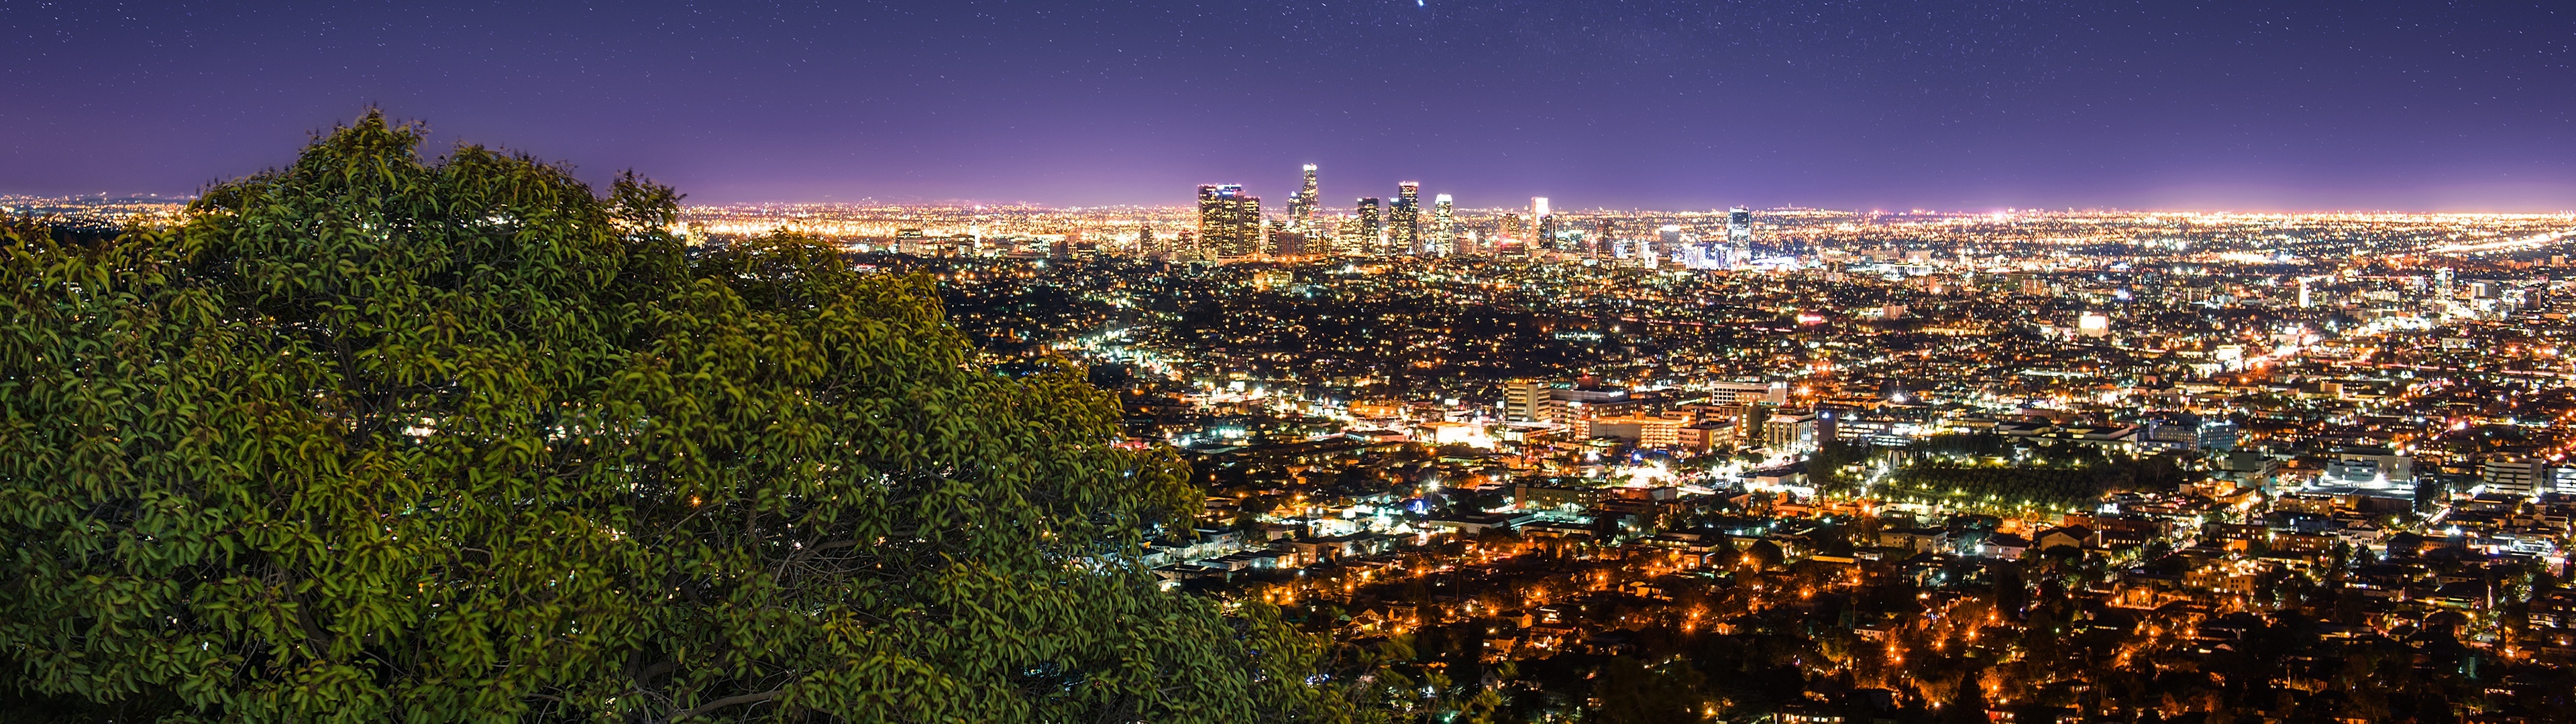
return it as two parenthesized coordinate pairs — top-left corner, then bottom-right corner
(9, 1), (2576, 210)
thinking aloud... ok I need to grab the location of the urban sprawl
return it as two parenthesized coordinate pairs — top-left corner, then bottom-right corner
(20, 176), (2576, 722)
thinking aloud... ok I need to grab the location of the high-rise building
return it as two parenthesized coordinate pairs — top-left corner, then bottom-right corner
(1197, 184), (1263, 258)
(1393, 182), (1422, 255)
(1289, 164), (1319, 232)
(1432, 194), (1456, 256)
(1727, 206), (1752, 242)
(1353, 197), (1383, 255)
(1530, 197), (1555, 251)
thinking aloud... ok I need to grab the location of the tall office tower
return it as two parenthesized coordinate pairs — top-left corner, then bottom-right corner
(1530, 197), (1554, 251)
(1498, 214), (1523, 253)
(1197, 184), (1263, 258)
(1136, 227), (1156, 255)
(1289, 164), (1320, 231)
(1727, 206), (1752, 242)
(1352, 197), (1384, 255)
(1432, 194), (1456, 256)
(1392, 182), (1423, 255)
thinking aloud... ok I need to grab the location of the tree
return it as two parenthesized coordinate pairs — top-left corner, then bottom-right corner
(1805, 440), (1870, 496)
(1742, 540), (1786, 570)
(1591, 657), (1705, 724)
(1939, 665), (1989, 724)
(0, 113), (1359, 723)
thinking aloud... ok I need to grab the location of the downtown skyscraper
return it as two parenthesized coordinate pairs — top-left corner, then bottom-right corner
(1197, 184), (1263, 258)
(1530, 196), (1556, 252)
(1431, 194), (1456, 256)
(1288, 164), (1320, 233)
(1392, 182), (1421, 255)
(1352, 196), (1383, 255)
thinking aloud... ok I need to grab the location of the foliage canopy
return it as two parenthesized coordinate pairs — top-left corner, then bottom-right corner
(0, 113), (1354, 723)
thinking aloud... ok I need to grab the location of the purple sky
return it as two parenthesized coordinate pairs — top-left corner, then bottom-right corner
(8, 1), (2576, 211)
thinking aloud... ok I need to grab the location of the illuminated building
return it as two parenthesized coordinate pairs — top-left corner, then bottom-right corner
(1431, 194), (1456, 256)
(1502, 379), (1548, 422)
(1530, 197), (1554, 251)
(1289, 164), (1319, 232)
(1728, 206), (1752, 242)
(1352, 197), (1383, 255)
(2077, 312), (2110, 338)
(1393, 182), (1422, 255)
(1707, 381), (1788, 406)
(1763, 410), (1819, 454)
(1197, 184), (1263, 258)
(2483, 455), (2544, 497)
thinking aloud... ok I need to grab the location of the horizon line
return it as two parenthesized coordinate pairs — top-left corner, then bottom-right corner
(11, 192), (2576, 217)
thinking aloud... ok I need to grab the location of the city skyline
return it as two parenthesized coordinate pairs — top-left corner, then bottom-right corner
(15, 154), (2576, 217)
(16, 155), (2576, 218)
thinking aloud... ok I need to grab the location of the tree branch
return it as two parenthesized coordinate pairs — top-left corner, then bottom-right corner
(632, 659), (678, 686)
(786, 538), (859, 565)
(666, 688), (784, 722)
